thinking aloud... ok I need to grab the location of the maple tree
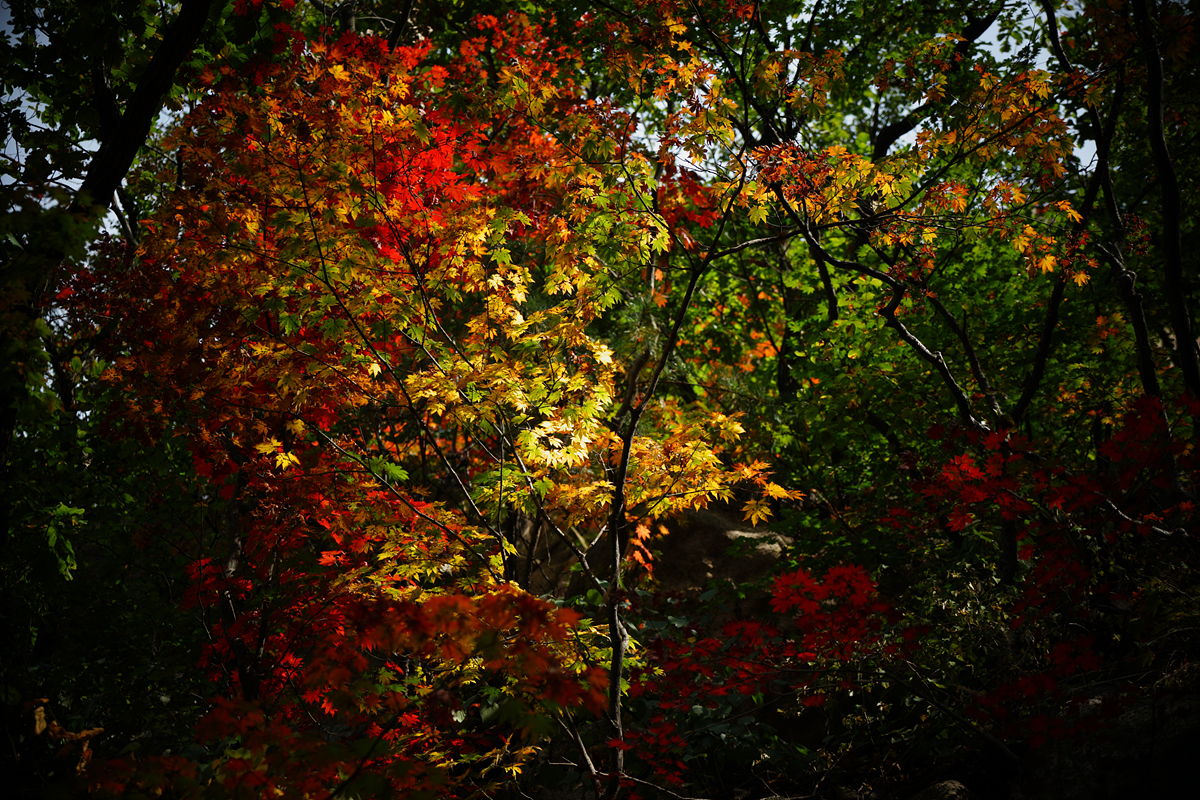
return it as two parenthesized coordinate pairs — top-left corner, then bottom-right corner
(4, 0), (1200, 798)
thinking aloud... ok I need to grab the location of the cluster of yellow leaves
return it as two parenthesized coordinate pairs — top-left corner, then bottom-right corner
(734, 459), (805, 526)
(137, 11), (766, 608)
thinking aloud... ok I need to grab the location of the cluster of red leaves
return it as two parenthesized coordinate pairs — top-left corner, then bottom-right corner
(622, 565), (902, 785)
(913, 397), (1200, 747)
(91, 588), (605, 798)
(303, 586), (608, 715)
(770, 564), (896, 659)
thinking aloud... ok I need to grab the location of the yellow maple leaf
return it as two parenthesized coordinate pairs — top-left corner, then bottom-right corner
(742, 499), (773, 526)
(764, 482), (793, 500)
(275, 451), (301, 470)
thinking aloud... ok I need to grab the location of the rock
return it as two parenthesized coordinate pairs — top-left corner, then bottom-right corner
(910, 780), (973, 800)
(648, 507), (792, 615)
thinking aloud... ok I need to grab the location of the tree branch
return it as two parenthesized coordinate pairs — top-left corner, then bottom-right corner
(76, 0), (214, 213)
(1131, 0), (1200, 402)
(871, 7), (1002, 160)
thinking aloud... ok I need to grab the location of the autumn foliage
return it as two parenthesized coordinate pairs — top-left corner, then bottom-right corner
(4, 0), (1200, 798)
